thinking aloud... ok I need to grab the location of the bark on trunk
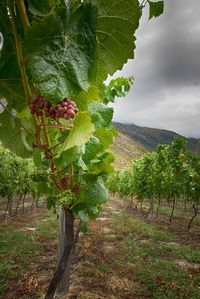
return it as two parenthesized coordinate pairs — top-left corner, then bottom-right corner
(130, 194), (134, 207)
(188, 205), (198, 231)
(57, 208), (69, 294)
(31, 195), (34, 210)
(169, 198), (176, 223)
(156, 196), (161, 218)
(150, 194), (154, 213)
(45, 208), (74, 299)
(22, 193), (26, 213)
(15, 194), (22, 215)
(4, 197), (11, 220)
(147, 194), (154, 219)
(8, 197), (13, 215)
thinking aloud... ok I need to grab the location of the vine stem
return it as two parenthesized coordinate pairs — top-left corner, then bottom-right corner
(40, 115), (61, 190)
(15, 0), (41, 131)
(39, 124), (72, 130)
(16, 0), (30, 28)
(7, 0), (32, 105)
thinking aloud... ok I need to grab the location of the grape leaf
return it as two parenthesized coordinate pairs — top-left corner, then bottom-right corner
(95, 126), (118, 150)
(74, 86), (100, 111)
(27, 0), (56, 16)
(90, 0), (142, 83)
(57, 112), (95, 155)
(87, 206), (101, 220)
(78, 210), (89, 232)
(0, 4), (25, 111)
(89, 151), (114, 174)
(0, 110), (33, 158)
(83, 136), (104, 164)
(78, 176), (108, 205)
(0, 1), (12, 67)
(148, 1), (164, 19)
(54, 146), (83, 167)
(91, 152), (114, 174)
(24, 3), (96, 104)
(88, 102), (113, 129)
(103, 77), (134, 103)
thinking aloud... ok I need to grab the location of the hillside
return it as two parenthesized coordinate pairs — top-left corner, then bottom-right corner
(113, 122), (200, 153)
(110, 130), (147, 169)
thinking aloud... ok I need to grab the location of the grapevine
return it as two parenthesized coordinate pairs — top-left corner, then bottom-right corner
(0, 0), (164, 298)
(107, 137), (200, 229)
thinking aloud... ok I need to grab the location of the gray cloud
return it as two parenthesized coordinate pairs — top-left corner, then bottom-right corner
(110, 0), (200, 138)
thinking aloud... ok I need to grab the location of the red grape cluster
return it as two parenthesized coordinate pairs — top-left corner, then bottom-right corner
(29, 96), (78, 120)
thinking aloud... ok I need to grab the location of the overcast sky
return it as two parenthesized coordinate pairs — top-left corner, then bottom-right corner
(110, 0), (200, 138)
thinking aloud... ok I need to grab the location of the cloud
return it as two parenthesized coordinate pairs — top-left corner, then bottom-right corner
(110, 0), (200, 138)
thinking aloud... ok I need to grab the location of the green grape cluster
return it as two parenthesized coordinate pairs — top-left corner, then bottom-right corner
(58, 189), (74, 207)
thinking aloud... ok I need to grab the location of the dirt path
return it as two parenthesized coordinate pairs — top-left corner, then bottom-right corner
(1, 199), (200, 298)
(68, 198), (200, 299)
(68, 199), (143, 299)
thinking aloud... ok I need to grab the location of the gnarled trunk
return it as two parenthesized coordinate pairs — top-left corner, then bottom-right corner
(45, 208), (74, 299)
(188, 204), (198, 231)
(156, 196), (161, 218)
(57, 208), (70, 294)
(169, 198), (176, 223)
(15, 194), (22, 215)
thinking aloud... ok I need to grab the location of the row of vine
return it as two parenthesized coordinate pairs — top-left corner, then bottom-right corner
(107, 138), (200, 230)
(0, 0), (164, 297)
(0, 147), (48, 219)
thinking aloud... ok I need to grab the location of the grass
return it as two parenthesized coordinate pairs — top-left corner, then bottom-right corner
(111, 211), (172, 241)
(0, 200), (200, 298)
(109, 209), (200, 298)
(0, 209), (58, 295)
(137, 259), (200, 299)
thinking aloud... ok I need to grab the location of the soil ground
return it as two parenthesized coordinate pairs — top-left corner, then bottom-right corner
(0, 198), (200, 299)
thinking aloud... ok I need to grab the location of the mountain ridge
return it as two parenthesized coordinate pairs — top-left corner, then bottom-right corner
(113, 122), (200, 153)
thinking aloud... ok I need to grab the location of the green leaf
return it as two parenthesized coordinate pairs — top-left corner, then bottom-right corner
(0, 110), (33, 158)
(74, 86), (100, 111)
(47, 196), (57, 209)
(33, 148), (42, 166)
(0, 2), (12, 67)
(148, 1), (164, 19)
(95, 126), (118, 150)
(90, 152), (114, 174)
(87, 206), (101, 220)
(57, 112), (95, 155)
(54, 146), (83, 167)
(27, 0), (55, 16)
(80, 221), (88, 233)
(103, 77), (134, 103)
(24, 3), (96, 104)
(83, 136), (103, 164)
(0, 4), (25, 111)
(88, 102), (113, 129)
(77, 156), (87, 170)
(78, 210), (89, 222)
(90, 0), (142, 83)
(78, 210), (89, 232)
(78, 176), (108, 206)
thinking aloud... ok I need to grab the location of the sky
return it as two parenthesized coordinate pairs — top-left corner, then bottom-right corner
(110, 0), (200, 138)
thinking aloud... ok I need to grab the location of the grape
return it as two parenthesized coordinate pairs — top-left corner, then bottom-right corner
(67, 109), (75, 118)
(67, 104), (74, 109)
(29, 96), (78, 121)
(63, 113), (68, 119)
(63, 106), (68, 112)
